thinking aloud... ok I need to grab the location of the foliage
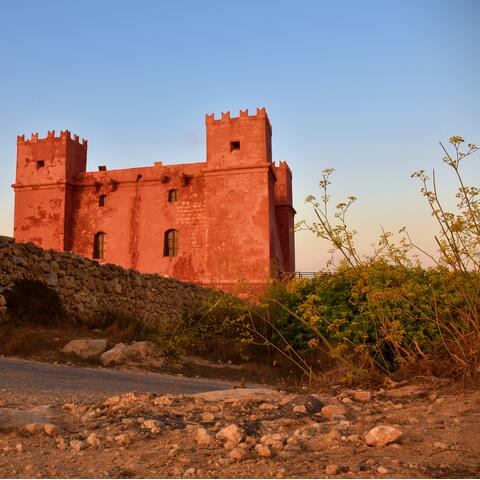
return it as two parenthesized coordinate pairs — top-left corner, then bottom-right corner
(266, 136), (480, 379)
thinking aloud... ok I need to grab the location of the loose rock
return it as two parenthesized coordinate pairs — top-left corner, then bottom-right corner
(216, 424), (245, 446)
(365, 425), (402, 447)
(62, 339), (108, 360)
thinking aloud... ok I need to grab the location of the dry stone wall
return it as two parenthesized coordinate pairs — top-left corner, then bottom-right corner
(0, 236), (218, 329)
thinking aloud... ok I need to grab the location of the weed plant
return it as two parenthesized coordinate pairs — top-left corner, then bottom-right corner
(261, 136), (479, 380)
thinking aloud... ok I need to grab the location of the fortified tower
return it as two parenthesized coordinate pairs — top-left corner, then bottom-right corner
(13, 130), (87, 251)
(12, 109), (294, 292)
(203, 108), (292, 288)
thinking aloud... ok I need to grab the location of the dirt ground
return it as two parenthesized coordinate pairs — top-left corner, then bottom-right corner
(1, 374), (479, 478)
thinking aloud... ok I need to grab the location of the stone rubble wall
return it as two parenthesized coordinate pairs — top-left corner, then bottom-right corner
(0, 236), (219, 329)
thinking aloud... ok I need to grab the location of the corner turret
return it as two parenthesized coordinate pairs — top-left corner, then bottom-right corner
(205, 108), (272, 170)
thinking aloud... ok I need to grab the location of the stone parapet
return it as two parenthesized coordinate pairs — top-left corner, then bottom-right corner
(0, 238), (218, 328)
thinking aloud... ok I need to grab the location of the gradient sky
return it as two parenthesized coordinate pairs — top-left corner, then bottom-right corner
(0, 0), (478, 271)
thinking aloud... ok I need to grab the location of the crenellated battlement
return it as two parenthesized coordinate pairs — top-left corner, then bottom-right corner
(205, 107), (269, 125)
(17, 130), (88, 148)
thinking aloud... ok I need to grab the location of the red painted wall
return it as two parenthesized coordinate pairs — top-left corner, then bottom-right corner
(12, 109), (295, 291)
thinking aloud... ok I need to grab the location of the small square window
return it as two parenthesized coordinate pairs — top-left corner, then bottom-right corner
(36, 160), (45, 169)
(99, 195), (107, 207)
(230, 141), (240, 151)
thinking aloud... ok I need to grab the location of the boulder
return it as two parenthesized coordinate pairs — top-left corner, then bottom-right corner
(62, 339), (108, 360)
(100, 341), (163, 365)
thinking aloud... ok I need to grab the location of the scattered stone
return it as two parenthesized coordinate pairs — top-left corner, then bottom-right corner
(433, 441), (448, 449)
(342, 397), (353, 405)
(56, 437), (66, 450)
(69, 439), (86, 452)
(325, 464), (339, 475)
(86, 432), (101, 447)
(283, 395), (324, 414)
(184, 467), (196, 477)
(321, 405), (347, 420)
(0, 408), (51, 432)
(365, 425), (402, 447)
(354, 390), (372, 402)
(43, 423), (57, 436)
(293, 404), (307, 413)
(201, 412), (215, 422)
(377, 466), (389, 474)
(62, 339), (108, 360)
(24, 423), (39, 434)
(114, 433), (130, 445)
(216, 424), (245, 446)
(229, 447), (247, 461)
(196, 427), (213, 446)
(255, 444), (271, 458)
(15, 443), (23, 452)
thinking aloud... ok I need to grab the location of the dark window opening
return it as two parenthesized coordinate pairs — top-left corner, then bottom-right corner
(98, 165), (107, 171)
(136, 174), (143, 182)
(164, 229), (179, 257)
(93, 232), (106, 260)
(36, 160), (45, 169)
(230, 141), (241, 151)
(99, 195), (107, 207)
(168, 189), (179, 202)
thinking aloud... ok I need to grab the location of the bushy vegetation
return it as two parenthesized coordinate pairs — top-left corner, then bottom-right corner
(257, 136), (479, 379)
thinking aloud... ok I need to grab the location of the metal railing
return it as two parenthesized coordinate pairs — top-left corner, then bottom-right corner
(294, 271), (331, 278)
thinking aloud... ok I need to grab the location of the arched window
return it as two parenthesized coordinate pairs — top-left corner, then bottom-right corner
(99, 194), (107, 207)
(168, 189), (178, 202)
(164, 229), (179, 257)
(93, 232), (106, 260)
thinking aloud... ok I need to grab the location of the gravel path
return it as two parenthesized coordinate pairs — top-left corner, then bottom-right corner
(0, 356), (233, 395)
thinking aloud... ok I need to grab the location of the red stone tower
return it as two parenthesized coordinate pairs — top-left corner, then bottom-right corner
(13, 130), (87, 251)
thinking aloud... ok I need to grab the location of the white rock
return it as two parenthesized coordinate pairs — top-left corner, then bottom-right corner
(43, 423), (57, 436)
(114, 433), (130, 445)
(354, 390), (372, 402)
(193, 388), (286, 403)
(365, 425), (402, 447)
(325, 464), (338, 475)
(86, 432), (101, 447)
(255, 444), (271, 457)
(377, 466), (389, 474)
(229, 447), (247, 461)
(100, 341), (163, 365)
(321, 405), (347, 420)
(69, 439), (86, 452)
(196, 428), (213, 446)
(216, 424), (245, 446)
(62, 339), (108, 360)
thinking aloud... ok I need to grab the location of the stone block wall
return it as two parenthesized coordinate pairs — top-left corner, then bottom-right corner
(0, 236), (219, 329)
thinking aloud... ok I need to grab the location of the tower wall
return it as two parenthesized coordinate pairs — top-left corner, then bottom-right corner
(274, 161), (296, 272)
(13, 131), (87, 251)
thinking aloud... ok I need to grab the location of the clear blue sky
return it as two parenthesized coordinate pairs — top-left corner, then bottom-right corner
(0, 0), (478, 270)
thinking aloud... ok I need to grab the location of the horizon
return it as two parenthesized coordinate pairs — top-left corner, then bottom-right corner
(1, 0), (479, 271)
